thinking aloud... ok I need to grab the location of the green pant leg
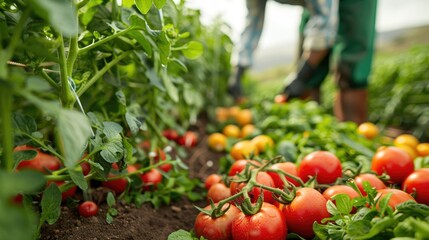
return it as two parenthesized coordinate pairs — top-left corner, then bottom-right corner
(334, 0), (378, 89)
(297, 9), (330, 89)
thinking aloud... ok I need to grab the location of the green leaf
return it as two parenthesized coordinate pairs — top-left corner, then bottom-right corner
(28, 0), (78, 36)
(333, 194), (353, 215)
(100, 122), (124, 163)
(107, 192), (116, 207)
(0, 203), (38, 240)
(167, 229), (194, 240)
(125, 112), (142, 136)
(347, 219), (372, 238)
(135, 0), (152, 14)
(354, 217), (395, 239)
(146, 69), (164, 90)
(115, 90), (127, 106)
(153, 0), (166, 9)
(157, 32), (171, 65)
(182, 41), (203, 60)
(127, 31), (153, 56)
(162, 71), (178, 103)
(123, 138), (134, 163)
(313, 222), (330, 240)
(69, 168), (88, 190)
(106, 214), (113, 224)
(326, 200), (339, 215)
(0, 170), (45, 197)
(57, 110), (92, 168)
(169, 58), (188, 73)
(340, 134), (374, 157)
(40, 183), (62, 225)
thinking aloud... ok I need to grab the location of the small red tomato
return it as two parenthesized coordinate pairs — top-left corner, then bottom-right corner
(371, 146), (414, 184)
(267, 162), (300, 188)
(274, 94), (287, 103)
(194, 203), (240, 240)
(322, 185), (359, 202)
(204, 174), (223, 190)
(80, 161), (91, 176)
(376, 188), (416, 210)
(232, 202), (287, 240)
(298, 151), (342, 184)
(207, 183), (231, 203)
(283, 187), (330, 239)
(140, 168), (163, 191)
(230, 171), (275, 204)
(79, 201), (99, 217)
(402, 168), (429, 205)
(102, 173), (128, 194)
(228, 160), (261, 176)
(177, 131), (198, 147)
(354, 173), (386, 196)
(53, 181), (77, 201)
(162, 129), (179, 141)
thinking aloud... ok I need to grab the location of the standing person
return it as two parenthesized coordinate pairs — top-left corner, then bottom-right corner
(229, 0), (378, 125)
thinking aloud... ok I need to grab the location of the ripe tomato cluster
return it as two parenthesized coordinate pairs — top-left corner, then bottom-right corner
(196, 145), (427, 240)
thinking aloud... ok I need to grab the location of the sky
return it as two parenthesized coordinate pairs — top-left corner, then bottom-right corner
(186, 0), (429, 50)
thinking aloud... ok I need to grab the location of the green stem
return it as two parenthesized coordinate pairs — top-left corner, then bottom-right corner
(76, 51), (131, 96)
(57, 33), (75, 108)
(77, 0), (90, 9)
(77, 28), (136, 55)
(66, 36), (78, 75)
(0, 81), (14, 171)
(40, 70), (60, 90)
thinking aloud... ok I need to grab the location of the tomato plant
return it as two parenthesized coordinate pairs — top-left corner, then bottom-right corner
(230, 171), (275, 204)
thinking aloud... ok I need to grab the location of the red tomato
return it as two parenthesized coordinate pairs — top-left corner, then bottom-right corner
(228, 160), (261, 176)
(80, 161), (91, 176)
(371, 146), (414, 184)
(267, 162), (300, 188)
(102, 173), (128, 194)
(230, 171), (275, 204)
(402, 168), (429, 205)
(79, 201), (99, 217)
(140, 168), (163, 191)
(53, 181), (77, 201)
(177, 131), (198, 147)
(298, 151), (342, 184)
(205, 174), (223, 190)
(354, 173), (386, 196)
(231, 202), (287, 240)
(207, 183), (231, 203)
(162, 129), (179, 141)
(283, 187), (330, 239)
(194, 203), (240, 240)
(376, 188), (416, 210)
(15, 146), (62, 173)
(322, 185), (359, 202)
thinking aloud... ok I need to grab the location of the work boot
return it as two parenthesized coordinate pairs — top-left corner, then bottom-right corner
(228, 66), (247, 102)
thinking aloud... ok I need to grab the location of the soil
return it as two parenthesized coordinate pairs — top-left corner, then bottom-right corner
(40, 117), (224, 240)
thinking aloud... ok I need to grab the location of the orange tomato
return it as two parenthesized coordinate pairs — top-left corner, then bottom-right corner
(357, 122), (379, 139)
(222, 124), (241, 138)
(394, 134), (419, 149)
(230, 140), (259, 161)
(207, 133), (227, 152)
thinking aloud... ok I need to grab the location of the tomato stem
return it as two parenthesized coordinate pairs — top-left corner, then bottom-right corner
(76, 51), (131, 96)
(57, 33), (76, 109)
(77, 28), (137, 55)
(0, 81), (14, 171)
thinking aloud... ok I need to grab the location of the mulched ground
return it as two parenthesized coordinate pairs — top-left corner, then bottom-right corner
(40, 117), (224, 240)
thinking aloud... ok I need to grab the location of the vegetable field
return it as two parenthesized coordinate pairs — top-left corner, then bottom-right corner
(1, 1), (429, 240)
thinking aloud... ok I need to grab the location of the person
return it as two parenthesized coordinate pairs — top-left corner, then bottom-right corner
(229, 0), (377, 124)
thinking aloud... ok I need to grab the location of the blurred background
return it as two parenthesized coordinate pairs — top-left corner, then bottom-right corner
(186, 0), (429, 140)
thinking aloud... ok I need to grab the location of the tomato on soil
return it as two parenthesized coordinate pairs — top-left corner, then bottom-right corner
(375, 188), (416, 210)
(402, 168), (429, 205)
(79, 201), (99, 217)
(283, 187), (330, 239)
(354, 173), (386, 196)
(102, 173), (128, 194)
(194, 203), (240, 240)
(53, 181), (77, 201)
(207, 183), (231, 203)
(230, 171), (275, 204)
(231, 202), (287, 240)
(298, 151), (342, 184)
(140, 168), (163, 191)
(204, 174), (223, 190)
(371, 146), (414, 184)
(267, 162), (300, 188)
(177, 131), (198, 147)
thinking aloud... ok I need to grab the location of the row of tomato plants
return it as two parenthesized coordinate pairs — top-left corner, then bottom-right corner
(0, 0), (233, 239)
(170, 101), (429, 239)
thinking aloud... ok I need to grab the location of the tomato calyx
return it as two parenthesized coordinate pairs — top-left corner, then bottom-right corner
(194, 200), (234, 218)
